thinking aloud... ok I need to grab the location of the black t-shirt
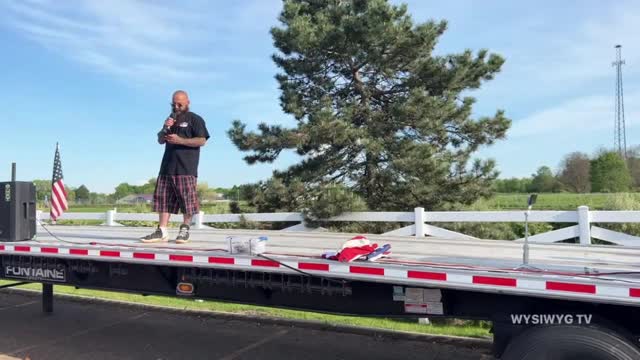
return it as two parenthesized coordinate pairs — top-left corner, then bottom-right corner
(159, 111), (210, 177)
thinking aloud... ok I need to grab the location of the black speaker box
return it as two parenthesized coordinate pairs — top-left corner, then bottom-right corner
(0, 181), (36, 242)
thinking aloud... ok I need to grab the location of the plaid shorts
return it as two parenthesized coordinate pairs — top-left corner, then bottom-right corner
(153, 175), (199, 215)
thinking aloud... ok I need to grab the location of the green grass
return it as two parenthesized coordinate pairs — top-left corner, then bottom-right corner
(478, 193), (639, 210)
(0, 281), (490, 339)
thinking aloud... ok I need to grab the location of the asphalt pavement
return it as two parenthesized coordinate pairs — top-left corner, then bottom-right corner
(0, 290), (494, 360)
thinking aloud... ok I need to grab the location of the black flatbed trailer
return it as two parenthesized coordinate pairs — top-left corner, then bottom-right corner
(2, 226), (640, 359)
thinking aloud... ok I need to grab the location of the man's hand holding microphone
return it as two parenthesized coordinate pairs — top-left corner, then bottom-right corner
(158, 112), (183, 145)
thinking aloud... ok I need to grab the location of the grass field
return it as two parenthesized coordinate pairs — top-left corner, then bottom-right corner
(0, 281), (491, 339)
(479, 193), (640, 210)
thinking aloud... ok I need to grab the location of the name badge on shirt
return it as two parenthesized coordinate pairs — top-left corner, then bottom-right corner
(179, 122), (189, 128)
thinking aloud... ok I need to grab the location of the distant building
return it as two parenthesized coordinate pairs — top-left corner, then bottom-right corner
(200, 192), (226, 203)
(116, 194), (153, 205)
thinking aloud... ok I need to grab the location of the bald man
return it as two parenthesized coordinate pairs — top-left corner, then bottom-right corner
(140, 90), (210, 244)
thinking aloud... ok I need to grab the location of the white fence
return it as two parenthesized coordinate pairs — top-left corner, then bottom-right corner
(36, 206), (640, 247)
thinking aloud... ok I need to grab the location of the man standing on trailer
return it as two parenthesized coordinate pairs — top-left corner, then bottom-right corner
(140, 90), (210, 244)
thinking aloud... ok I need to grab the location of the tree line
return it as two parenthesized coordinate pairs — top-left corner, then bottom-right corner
(31, 178), (241, 206)
(34, 143), (637, 209)
(494, 147), (640, 193)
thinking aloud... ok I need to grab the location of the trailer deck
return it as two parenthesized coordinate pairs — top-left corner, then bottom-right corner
(2, 225), (638, 307)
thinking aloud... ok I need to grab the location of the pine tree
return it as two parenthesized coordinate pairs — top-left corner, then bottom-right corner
(229, 0), (510, 211)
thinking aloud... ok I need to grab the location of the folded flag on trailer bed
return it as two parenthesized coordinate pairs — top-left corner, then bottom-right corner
(322, 235), (391, 262)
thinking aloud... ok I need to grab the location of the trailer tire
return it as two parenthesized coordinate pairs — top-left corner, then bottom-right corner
(500, 324), (640, 360)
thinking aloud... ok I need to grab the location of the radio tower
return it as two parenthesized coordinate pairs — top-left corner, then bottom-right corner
(613, 44), (627, 158)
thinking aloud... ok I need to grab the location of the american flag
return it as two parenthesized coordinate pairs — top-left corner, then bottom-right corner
(50, 143), (68, 221)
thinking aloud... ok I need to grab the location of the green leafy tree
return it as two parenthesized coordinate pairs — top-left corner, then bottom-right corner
(528, 166), (560, 193)
(196, 182), (220, 202)
(557, 152), (591, 193)
(215, 187), (235, 199)
(114, 183), (135, 200)
(493, 178), (532, 193)
(139, 178), (157, 194)
(626, 145), (640, 189)
(32, 179), (52, 202)
(590, 151), (632, 192)
(229, 0), (510, 212)
(197, 182), (209, 202)
(238, 184), (259, 201)
(65, 186), (76, 203)
(75, 185), (90, 202)
(90, 192), (109, 205)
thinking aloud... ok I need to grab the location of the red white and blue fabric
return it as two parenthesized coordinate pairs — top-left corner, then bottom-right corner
(323, 236), (392, 262)
(50, 144), (68, 221)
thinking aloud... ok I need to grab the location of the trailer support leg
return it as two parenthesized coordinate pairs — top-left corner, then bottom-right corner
(42, 283), (53, 314)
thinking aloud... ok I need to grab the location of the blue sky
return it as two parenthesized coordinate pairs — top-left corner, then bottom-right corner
(1, 0), (639, 193)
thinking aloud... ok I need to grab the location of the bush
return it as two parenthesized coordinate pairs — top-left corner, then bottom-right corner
(229, 201), (242, 214)
(596, 193), (640, 237)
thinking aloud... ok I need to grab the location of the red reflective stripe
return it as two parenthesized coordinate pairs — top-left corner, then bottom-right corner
(298, 263), (329, 271)
(473, 276), (517, 287)
(70, 249), (88, 255)
(350, 266), (384, 276)
(15, 246), (30, 252)
(630, 288), (640, 298)
(546, 281), (596, 294)
(0, 245), (5, 251)
(133, 252), (155, 260)
(41, 247), (59, 254)
(209, 257), (235, 264)
(100, 250), (120, 257)
(251, 259), (280, 268)
(407, 270), (447, 281)
(169, 255), (193, 262)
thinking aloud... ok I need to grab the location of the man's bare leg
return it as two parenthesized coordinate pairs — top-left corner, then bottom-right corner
(158, 212), (171, 239)
(160, 212), (171, 228)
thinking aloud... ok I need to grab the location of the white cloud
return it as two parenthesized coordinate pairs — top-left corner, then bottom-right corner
(509, 91), (640, 138)
(478, 1), (640, 102)
(0, 0), (261, 83)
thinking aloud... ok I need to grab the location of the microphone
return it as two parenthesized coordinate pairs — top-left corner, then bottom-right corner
(163, 112), (176, 135)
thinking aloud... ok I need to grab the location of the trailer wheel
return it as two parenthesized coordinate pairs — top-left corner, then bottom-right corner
(501, 325), (640, 360)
